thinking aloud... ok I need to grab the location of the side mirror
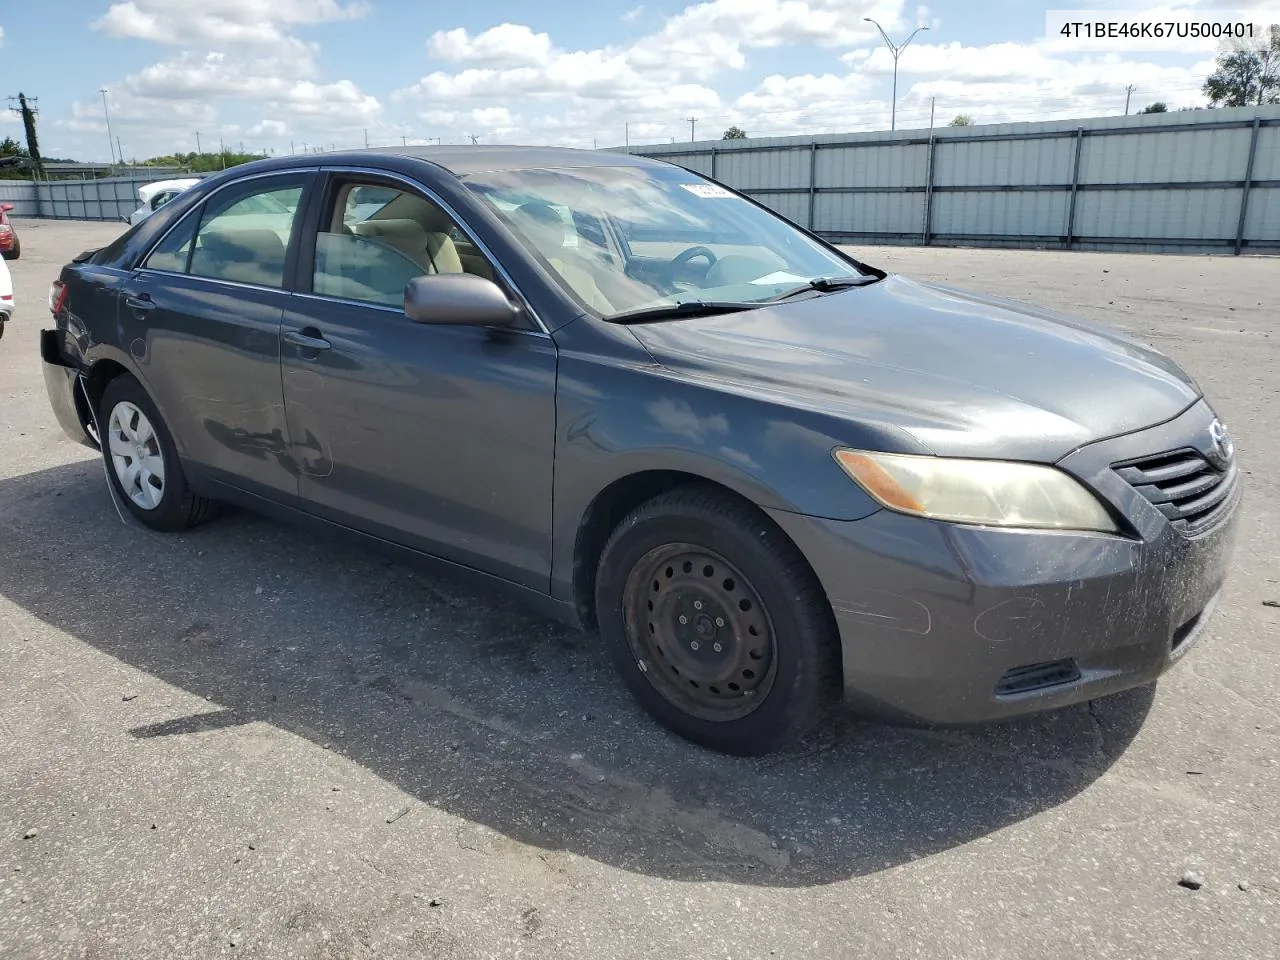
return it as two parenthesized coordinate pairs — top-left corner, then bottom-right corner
(404, 274), (521, 328)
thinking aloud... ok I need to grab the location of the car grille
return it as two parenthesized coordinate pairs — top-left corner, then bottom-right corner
(1113, 448), (1238, 535)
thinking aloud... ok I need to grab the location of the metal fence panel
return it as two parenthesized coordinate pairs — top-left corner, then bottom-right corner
(933, 189), (1069, 238)
(1077, 187), (1241, 241)
(629, 104), (1280, 254)
(1243, 186), (1280, 242)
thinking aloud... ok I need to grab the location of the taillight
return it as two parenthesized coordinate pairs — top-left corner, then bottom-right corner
(49, 280), (68, 316)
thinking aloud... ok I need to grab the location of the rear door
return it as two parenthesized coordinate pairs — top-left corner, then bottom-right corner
(123, 172), (313, 499)
(279, 170), (558, 590)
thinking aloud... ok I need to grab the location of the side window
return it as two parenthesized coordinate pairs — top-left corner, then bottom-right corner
(143, 211), (198, 273)
(188, 183), (304, 288)
(311, 180), (494, 307)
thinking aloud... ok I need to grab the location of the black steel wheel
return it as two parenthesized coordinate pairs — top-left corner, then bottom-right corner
(624, 544), (777, 722)
(596, 483), (840, 755)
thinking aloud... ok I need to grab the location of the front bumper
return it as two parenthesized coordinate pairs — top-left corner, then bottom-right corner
(769, 399), (1242, 725)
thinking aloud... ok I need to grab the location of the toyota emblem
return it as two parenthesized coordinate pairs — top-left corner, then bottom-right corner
(1208, 419), (1234, 468)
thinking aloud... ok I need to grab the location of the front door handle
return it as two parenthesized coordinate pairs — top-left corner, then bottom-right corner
(283, 329), (332, 352)
(124, 293), (155, 312)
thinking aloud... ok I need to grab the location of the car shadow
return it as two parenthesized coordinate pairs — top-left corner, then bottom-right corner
(0, 461), (1155, 887)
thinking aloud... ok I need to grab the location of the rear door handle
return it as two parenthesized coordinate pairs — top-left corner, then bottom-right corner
(283, 329), (332, 352)
(124, 293), (155, 312)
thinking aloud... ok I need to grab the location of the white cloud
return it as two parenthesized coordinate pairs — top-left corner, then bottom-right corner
(93, 0), (369, 45)
(76, 0), (380, 159)
(51, 0), (1235, 158)
(251, 119), (290, 137)
(429, 24), (555, 67)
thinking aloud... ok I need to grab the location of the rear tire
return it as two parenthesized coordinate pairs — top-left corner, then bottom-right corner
(99, 374), (216, 531)
(595, 483), (840, 755)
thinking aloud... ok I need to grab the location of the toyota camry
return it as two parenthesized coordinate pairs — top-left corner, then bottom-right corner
(41, 146), (1241, 754)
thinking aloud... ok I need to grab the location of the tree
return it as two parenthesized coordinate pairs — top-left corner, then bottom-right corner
(1203, 23), (1280, 106)
(0, 136), (31, 181)
(1139, 101), (1168, 113)
(948, 114), (973, 127)
(721, 126), (747, 139)
(141, 150), (268, 173)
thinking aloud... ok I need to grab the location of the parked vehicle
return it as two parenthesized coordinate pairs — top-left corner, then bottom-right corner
(126, 178), (202, 226)
(40, 147), (1241, 754)
(0, 253), (12, 337)
(0, 202), (20, 260)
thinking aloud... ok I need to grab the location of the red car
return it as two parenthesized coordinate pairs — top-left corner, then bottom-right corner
(0, 203), (20, 260)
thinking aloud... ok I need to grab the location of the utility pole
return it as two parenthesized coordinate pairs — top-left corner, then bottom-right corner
(929, 96), (936, 129)
(290, 140), (294, 154)
(196, 131), (202, 155)
(625, 122), (630, 153)
(8, 93), (44, 179)
(99, 88), (116, 165)
(1124, 84), (1135, 115)
(864, 18), (930, 131)
(117, 137), (124, 169)
(469, 134), (479, 144)
(401, 135), (407, 146)
(686, 116), (697, 142)
(364, 128), (369, 148)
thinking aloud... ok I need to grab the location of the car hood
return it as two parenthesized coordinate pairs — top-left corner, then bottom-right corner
(626, 274), (1200, 462)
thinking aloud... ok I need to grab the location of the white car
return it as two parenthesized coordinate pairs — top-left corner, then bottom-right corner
(127, 178), (202, 226)
(0, 253), (13, 340)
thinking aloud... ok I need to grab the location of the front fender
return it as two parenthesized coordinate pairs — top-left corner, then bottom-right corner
(549, 351), (899, 602)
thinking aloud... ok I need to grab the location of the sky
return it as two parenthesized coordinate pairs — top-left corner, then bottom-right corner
(1, 0), (1277, 162)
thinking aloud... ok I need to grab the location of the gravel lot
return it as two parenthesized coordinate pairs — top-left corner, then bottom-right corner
(1, 219), (1277, 959)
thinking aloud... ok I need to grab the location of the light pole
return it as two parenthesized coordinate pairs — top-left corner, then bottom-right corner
(99, 88), (116, 166)
(863, 19), (929, 132)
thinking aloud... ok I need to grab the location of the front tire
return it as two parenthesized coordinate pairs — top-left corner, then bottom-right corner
(99, 374), (216, 531)
(595, 484), (840, 755)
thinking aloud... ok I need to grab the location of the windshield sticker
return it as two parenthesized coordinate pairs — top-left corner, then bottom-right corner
(679, 183), (735, 198)
(750, 271), (810, 285)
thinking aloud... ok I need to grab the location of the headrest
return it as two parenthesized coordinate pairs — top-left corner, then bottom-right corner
(352, 218), (430, 242)
(200, 228), (285, 263)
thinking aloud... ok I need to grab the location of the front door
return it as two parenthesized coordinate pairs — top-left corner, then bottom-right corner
(280, 174), (558, 590)
(124, 173), (311, 499)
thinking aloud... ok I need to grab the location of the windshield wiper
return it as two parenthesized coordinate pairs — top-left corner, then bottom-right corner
(765, 275), (880, 302)
(604, 300), (761, 324)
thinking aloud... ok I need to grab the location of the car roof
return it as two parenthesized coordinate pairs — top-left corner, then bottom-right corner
(356, 145), (668, 176)
(231, 145), (668, 179)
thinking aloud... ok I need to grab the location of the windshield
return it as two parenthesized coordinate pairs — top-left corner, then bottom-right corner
(461, 164), (866, 318)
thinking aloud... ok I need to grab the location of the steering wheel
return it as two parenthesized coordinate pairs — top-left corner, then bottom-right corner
(661, 245), (719, 290)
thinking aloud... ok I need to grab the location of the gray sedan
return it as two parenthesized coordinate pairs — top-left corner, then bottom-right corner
(41, 146), (1241, 754)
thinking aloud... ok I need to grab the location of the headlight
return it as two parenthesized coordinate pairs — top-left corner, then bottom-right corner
(833, 449), (1118, 533)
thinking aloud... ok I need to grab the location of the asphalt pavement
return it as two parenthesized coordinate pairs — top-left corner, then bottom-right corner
(1, 219), (1276, 959)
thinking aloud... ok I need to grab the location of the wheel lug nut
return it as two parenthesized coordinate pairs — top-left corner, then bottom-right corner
(693, 600), (703, 610)
(715, 617), (724, 627)
(678, 615), (688, 625)
(690, 640), (700, 651)
(713, 642), (722, 653)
